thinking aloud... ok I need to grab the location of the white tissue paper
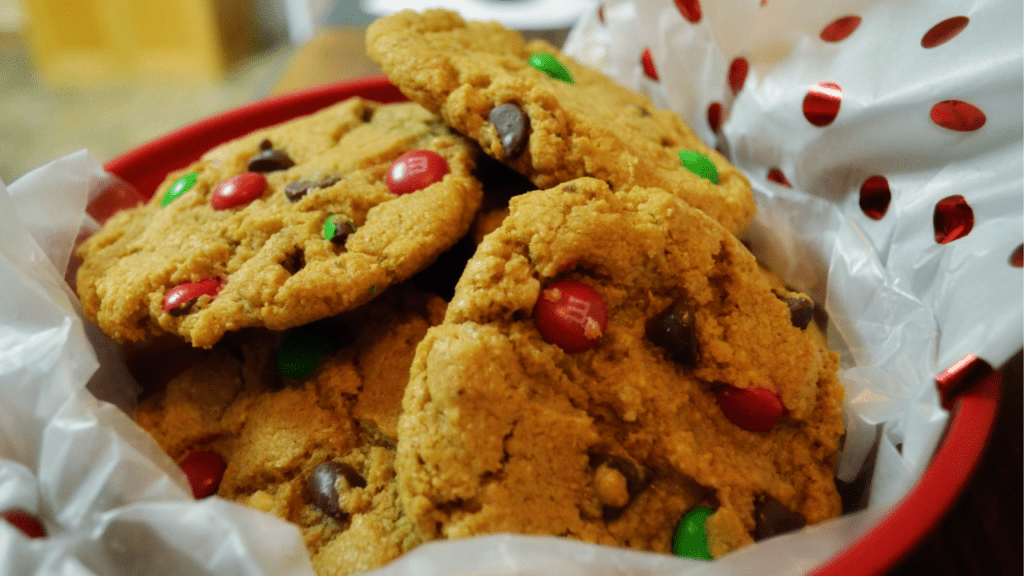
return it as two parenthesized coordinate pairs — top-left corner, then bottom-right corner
(1, 0), (1021, 575)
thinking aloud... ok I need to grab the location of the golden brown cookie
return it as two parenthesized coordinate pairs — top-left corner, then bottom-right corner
(135, 285), (445, 576)
(397, 178), (843, 558)
(366, 9), (755, 234)
(77, 98), (482, 348)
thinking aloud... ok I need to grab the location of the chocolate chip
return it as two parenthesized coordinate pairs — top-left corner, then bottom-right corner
(284, 180), (313, 201)
(325, 215), (356, 246)
(780, 295), (814, 329)
(488, 103), (530, 158)
(752, 495), (806, 541)
(645, 298), (699, 366)
(633, 104), (651, 117)
(591, 454), (651, 520)
(259, 139), (273, 151)
(281, 249), (305, 275)
(284, 175), (340, 202)
(247, 149), (295, 173)
(306, 462), (366, 522)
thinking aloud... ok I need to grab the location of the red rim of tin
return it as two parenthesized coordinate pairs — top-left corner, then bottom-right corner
(101, 76), (1002, 574)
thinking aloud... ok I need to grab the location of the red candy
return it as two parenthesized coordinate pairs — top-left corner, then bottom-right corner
(1, 510), (46, 538)
(534, 280), (608, 353)
(162, 279), (223, 313)
(180, 450), (226, 499)
(385, 150), (449, 195)
(210, 172), (267, 209)
(715, 386), (785, 432)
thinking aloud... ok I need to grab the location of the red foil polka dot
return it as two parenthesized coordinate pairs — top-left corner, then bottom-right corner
(922, 16), (969, 48)
(767, 168), (792, 187)
(707, 102), (723, 133)
(641, 48), (659, 81)
(675, 0), (702, 23)
(1011, 245), (1023, 267)
(930, 100), (986, 132)
(820, 15), (861, 42)
(933, 195), (974, 244)
(803, 81), (842, 126)
(728, 58), (749, 95)
(859, 175), (891, 220)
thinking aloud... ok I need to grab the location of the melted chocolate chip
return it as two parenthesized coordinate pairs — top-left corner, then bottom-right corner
(780, 295), (814, 329)
(488, 103), (530, 158)
(752, 495), (806, 541)
(247, 149), (295, 173)
(284, 175), (341, 202)
(306, 462), (366, 522)
(645, 298), (700, 366)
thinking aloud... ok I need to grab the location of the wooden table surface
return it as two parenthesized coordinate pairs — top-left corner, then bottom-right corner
(270, 25), (1023, 576)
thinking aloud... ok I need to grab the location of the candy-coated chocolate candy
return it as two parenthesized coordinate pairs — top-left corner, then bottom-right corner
(276, 324), (337, 379)
(489, 103), (530, 157)
(678, 151), (719, 184)
(323, 214), (356, 245)
(180, 450), (225, 499)
(672, 507), (713, 560)
(534, 280), (607, 353)
(210, 172), (267, 210)
(385, 150), (449, 195)
(162, 279), (223, 315)
(1, 510), (46, 538)
(528, 52), (574, 84)
(715, 385), (785, 432)
(161, 172), (198, 206)
(646, 298), (699, 366)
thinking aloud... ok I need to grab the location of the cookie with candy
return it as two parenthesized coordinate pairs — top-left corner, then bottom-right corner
(397, 177), (844, 557)
(366, 9), (755, 235)
(76, 98), (482, 348)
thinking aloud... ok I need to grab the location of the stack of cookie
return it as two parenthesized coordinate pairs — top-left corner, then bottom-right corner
(75, 9), (844, 576)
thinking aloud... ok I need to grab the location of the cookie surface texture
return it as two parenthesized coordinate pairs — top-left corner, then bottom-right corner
(77, 98), (482, 347)
(366, 9), (754, 234)
(135, 286), (445, 576)
(397, 178), (843, 557)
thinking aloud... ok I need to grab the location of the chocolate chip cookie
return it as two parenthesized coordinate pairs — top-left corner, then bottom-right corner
(135, 285), (445, 576)
(77, 98), (482, 348)
(397, 178), (843, 557)
(366, 9), (755, 235)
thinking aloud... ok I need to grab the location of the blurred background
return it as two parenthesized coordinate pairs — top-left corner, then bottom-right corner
(0, 0), (592, 185)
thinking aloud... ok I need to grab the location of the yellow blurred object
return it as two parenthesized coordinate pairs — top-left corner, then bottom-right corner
(20, 0), (255, 84)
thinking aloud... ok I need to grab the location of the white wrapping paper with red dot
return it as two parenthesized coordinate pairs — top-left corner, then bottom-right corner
(0, 158), (317, 576)
(561, 0), (1022, 569)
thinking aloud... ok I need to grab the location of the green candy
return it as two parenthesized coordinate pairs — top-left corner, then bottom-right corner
(528, 52), (573, 84)
(161, 172), (198, 206)
(322, 214), (343, 240)
(276, 325), (336, 379)
(678, 151), (719, 184)
(672, 507), (714, 560)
